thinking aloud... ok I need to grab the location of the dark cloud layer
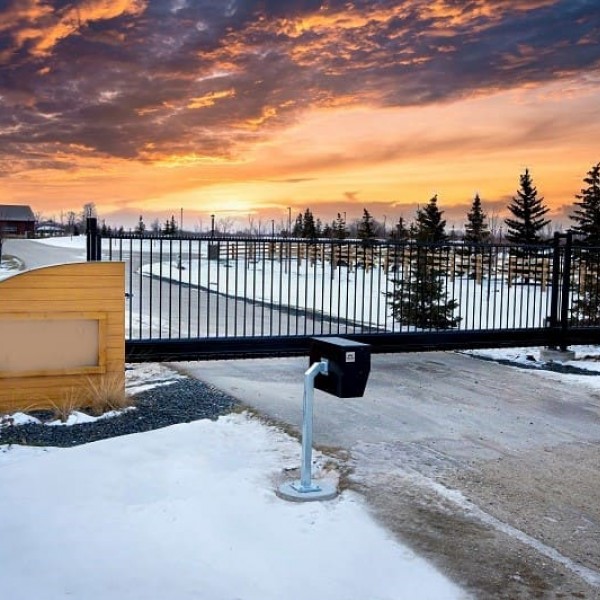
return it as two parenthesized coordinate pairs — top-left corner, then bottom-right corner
(0, 0), (598, 174)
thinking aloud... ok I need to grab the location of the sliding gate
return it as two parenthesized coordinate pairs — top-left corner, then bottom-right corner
(86, 219), (600, 361)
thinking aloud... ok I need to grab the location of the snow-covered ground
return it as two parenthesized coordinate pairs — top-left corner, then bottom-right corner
(0, 411), (465, 600)
(0, 254), (24, 281)
(35, 235), (87, 249)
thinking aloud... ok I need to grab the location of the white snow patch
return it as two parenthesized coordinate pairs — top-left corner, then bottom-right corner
(46, 410), (99, 426)
(0, 413), (464, 600)
(34, 236), (87, 249)
(125, 362), (186, 396)
(464, 344), (600, 370)
(0, 412), (41, 428)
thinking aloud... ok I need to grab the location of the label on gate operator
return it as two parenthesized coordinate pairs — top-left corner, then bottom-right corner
(346, 351), (356, 363)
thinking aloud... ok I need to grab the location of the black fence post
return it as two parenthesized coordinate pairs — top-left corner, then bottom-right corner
(86, 217), (99, 261)
(559, 232), (573, 350)
(548, 232), (561, 334)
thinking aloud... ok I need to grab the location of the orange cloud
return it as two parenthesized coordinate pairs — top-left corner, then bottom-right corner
(187, 89), (236, 110)
(4, 0), (147, 61)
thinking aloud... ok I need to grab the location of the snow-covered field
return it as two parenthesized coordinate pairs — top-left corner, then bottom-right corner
(0, 412), (464, 600)
(35, 235), (87, 249)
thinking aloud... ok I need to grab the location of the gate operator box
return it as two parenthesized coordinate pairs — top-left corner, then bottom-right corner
(309, 337), (371, 398)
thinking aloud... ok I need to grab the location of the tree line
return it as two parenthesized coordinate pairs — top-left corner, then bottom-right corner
(289, 162), (600, 247)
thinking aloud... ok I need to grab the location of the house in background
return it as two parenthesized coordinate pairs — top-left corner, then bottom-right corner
(36, 220), (66, 237)
(0, 205), (36, 237)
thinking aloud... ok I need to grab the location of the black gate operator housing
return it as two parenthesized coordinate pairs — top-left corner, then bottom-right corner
(309, 337), (371, 398)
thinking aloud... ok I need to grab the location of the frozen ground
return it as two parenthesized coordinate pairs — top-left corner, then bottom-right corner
(0, 406), (465, 600)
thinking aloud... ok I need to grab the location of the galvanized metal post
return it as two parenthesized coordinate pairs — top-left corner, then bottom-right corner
(299, 359), (328, 491)
(277, 359), (338, 502)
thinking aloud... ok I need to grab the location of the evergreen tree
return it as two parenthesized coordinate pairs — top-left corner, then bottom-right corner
(414, 195), (447, 242)
(163, 217), (173, 235)
(570, 162), (600, 245)
(315, 218), (323, 237)
(570, 163), (600, 324)
(356, 208), (377, 247)
(464, 194), (490, 243)
(357, 208), (376, 241)
(292, 213), (303, 237)
(135, 215), (146, 234)
(386, 247), (461, 329)
(386, 197), (460, 329)
(389, 217), (408, 241)
(333, 213), (348, 240)
(302, 208), (317, 239)
(504, 169), (550, 244)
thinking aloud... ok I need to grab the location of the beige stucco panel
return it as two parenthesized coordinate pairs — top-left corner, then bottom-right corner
(0, 318), (100, 373)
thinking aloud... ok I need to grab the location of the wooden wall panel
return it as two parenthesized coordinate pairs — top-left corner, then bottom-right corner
(0, 262), (125, 412)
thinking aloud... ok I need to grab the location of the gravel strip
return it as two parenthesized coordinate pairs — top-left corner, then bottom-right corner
(0, 378), (238, 448)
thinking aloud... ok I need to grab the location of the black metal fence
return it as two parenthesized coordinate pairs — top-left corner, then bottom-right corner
(86, 220), (600, 361)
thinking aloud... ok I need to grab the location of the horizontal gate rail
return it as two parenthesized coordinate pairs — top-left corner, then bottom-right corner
(125, 327), (600, 362)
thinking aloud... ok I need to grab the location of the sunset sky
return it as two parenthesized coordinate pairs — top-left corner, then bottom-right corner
(1, 0), (599, 231)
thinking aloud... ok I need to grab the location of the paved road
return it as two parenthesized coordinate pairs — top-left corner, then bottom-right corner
(3, 238), (87, 269)
(178, 352), (600, 600)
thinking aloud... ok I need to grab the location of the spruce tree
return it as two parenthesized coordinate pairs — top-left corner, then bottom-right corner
(570, 162), (600, 245)
(386, 196), (460, 329)
(504, 169), (550, 244)
(414, 195), (447, 242)
(135, 215), (146, 234)
(358, 208), (376, 241)
(302, 208), (316, 239)
(315, 218), (323, 237)
(333, 213), (348, 240)
(389, 216), (408, 241)
(570, 162), (600, 324)
(292, 213), (303, 237)
(464, 194), (490, 243)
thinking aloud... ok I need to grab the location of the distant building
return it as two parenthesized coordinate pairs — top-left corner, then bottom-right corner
(36, 220), (66, 237)
(0, 205), (36, 238)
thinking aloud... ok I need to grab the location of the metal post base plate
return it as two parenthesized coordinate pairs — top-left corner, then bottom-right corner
(277, 480), (338, 502)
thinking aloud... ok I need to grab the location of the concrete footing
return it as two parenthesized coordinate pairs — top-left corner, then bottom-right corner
(277, 480), (338, 502)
